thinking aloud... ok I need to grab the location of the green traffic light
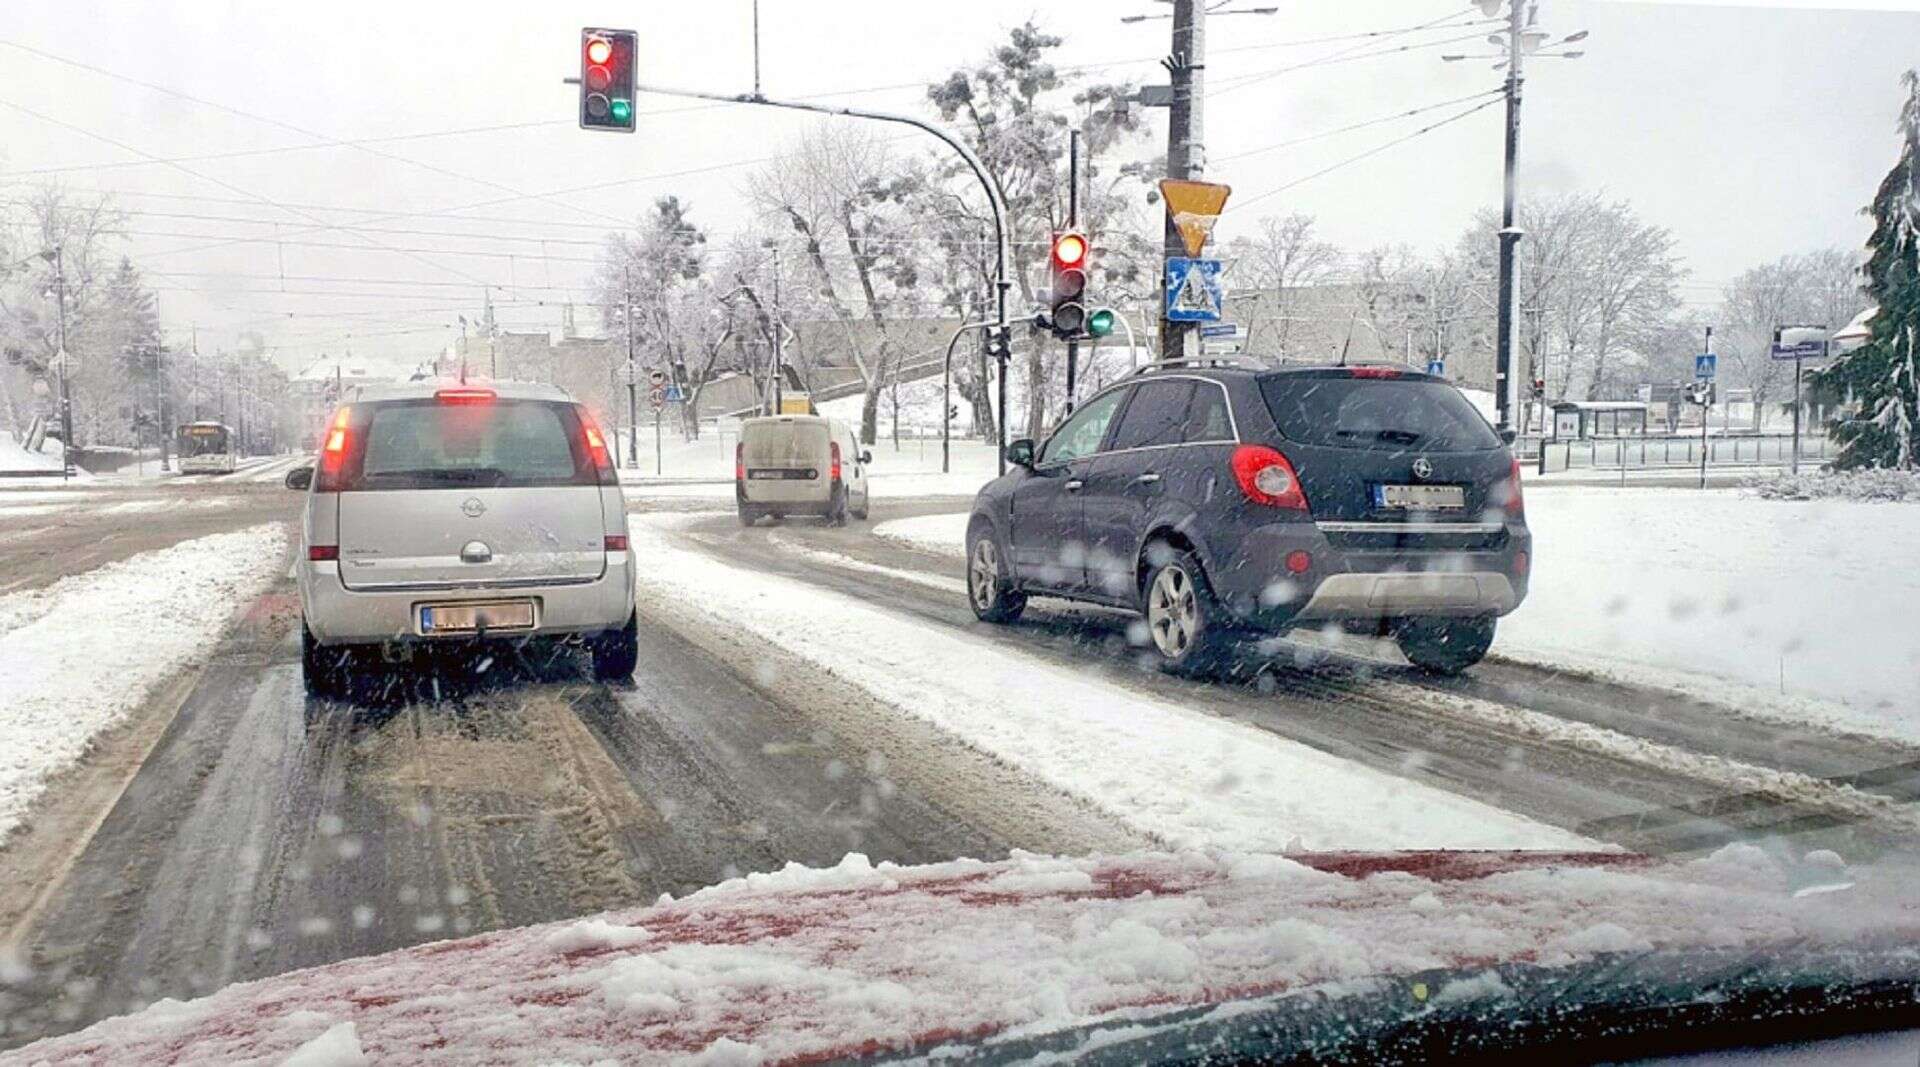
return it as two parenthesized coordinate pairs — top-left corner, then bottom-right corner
(609, 98), (633, 123)
(1087, 307), (1116, 338)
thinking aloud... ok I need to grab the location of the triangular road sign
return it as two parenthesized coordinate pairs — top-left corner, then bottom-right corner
(1159, 179), (1232, 257)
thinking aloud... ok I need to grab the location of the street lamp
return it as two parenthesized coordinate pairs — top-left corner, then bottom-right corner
(1121, 0), (1277, 22)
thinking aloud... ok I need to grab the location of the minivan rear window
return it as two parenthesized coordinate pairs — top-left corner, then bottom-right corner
(342, 399), (596, 490)
(1257, 373), (1501, 452)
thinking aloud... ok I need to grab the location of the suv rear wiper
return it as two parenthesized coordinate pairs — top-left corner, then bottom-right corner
(1334, 429), (1424, 445)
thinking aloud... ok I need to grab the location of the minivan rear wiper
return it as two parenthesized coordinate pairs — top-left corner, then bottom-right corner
(363, 467), (508, 485)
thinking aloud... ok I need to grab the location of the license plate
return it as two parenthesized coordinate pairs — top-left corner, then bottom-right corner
(418, 600), (535, 635)
(748, 468), (815, 480)
(1373, 484), (1466, 510)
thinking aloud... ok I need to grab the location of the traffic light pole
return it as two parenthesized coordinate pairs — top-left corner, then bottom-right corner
(624, 82), (1014, 472)
(1492, 0), (1527, 433)
(53, 246), (73, 482)
(942, 321), (995, 474)
(624, 266), (639, 470)
(1064, 128), (1081, 415)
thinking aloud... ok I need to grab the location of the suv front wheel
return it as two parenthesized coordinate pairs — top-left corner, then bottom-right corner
(1141, 546), (1235, 676)
(1395, 617), (1496, 674)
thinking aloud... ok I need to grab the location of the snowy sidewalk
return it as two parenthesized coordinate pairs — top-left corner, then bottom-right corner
(637, 515), (1586, 853)
(0, 523), (288, 843)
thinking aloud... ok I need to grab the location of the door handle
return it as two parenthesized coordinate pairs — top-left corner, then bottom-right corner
(1135, 472), (1161, 484)
(1065, 479), (1084, 492)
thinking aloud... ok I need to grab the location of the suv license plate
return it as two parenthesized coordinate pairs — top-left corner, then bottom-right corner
(1374, 484), (1466, 510)
(419, 601), (535, 635)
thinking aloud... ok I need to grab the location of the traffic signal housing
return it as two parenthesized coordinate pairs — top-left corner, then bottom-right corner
(1049, 231), (1088, 338)
(579, 29), (637, 132)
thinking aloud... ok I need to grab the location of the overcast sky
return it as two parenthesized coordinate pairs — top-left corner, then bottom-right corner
(2, 0), (1915, 370)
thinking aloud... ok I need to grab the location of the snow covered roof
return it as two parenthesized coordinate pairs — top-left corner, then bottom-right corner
(13, 846), (1911, 1064)
(1832, 305), (1878, 350)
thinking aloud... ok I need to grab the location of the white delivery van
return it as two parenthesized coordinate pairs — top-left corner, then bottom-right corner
(735, 415), (870, 526)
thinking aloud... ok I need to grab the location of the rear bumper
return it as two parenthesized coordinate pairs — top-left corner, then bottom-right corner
(1209, 519), (1530, 629)
(737, 480), (840, 510)
(299, 552), (635, 645)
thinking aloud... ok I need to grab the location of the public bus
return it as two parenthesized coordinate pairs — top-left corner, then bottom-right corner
(176, 421), (239, 474)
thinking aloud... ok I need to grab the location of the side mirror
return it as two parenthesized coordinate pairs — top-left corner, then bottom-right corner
(285, 466), (313, 491)
(1499, 428), (1518, 445)
(1005, 438), (1036, 469)
(860, 450), (873, 465)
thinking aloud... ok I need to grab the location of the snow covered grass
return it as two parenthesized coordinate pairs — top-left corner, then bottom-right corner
(621, 437), (1002, 502)
(643, 515), (1584, 853)
(1747, 467), (1920, 503)
(871, 490), (1920, 746)
(0, 523), (288, 844)
(14, 845), (1912, 1065)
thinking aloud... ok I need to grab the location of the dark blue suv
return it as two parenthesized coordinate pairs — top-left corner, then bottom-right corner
(964, 361), (1530, 675)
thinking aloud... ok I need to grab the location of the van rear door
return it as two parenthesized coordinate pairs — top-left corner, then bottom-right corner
(740, 419), (831, 503)
(331, 395), (607, 590)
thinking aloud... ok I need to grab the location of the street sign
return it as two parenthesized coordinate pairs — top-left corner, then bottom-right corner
(1427, 360), (1446, 377)
(648, 368), (667, 387)
(664, 384), (685, 403)
(1770, 340), (1828, 361)
(1198, 323), (1244, 354)
(647, 384), (667, 411)
(1165, 257), (1224, 323)
(1695, 353), (1717, 380)
(1199, 323), (1242, 339)
(1158, 179), (1232, 257)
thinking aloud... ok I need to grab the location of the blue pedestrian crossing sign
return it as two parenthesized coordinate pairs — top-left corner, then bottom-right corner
(664, 384), (686, 403)
(1165, 257), (1224, 322)
(1695, 353), (1716, 380)
(1427, 360), (1445, 377)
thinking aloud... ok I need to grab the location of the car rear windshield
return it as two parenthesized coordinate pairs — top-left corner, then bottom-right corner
(1257, 373), (1501, 452)
(344, 399), (595, 490)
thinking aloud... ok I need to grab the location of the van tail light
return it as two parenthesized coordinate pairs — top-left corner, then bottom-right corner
(1503, 456), (1525, 520)
(308, 544), (339, 562)
(604, 534), (629, 552)
(1230, 445), (1309, 511)
(314, 406), (352, 491)
(577, 408), (614, 480)
(829, 441), (842, 484)
(735, 443), (745, 482)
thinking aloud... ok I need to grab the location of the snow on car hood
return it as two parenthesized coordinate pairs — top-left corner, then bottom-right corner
(8, 846), (1915, 1065)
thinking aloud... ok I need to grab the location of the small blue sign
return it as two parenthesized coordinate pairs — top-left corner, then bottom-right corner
(1770, 340), (1827, 361)
(1427, 360), (1445, 377)
(1199, 323), (1240, 338)
(664, 384), (686, 403)
(1695, 353), (1716, 380)
(1165, 258), (1224, 322)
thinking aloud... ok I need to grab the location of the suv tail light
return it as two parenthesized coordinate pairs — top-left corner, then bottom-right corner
(577, 408), (614, 480)
(1347, 366), (1403, 379)
(1502, 456), (1525, 519)
(1230, 445), (1309, 511)
(829, 441), (842, 484)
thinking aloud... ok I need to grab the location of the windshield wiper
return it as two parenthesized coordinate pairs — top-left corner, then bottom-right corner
(1334, 429), (1424, 445)
(363, 467), (507, 485)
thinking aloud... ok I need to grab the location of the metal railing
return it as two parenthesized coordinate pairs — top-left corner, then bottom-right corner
(1531, 433), (1830, 474)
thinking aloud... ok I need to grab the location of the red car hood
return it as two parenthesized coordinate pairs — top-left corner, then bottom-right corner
(10, 846), (1915, 1065)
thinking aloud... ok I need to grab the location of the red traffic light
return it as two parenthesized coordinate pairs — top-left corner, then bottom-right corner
(1052, 232), (1087, 269)
(585, 37), (613, 65)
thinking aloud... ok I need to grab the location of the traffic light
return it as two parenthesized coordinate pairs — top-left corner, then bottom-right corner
(1048, 231), (1089, 338)
(1087, 307), (1116, 338)
(986, 327), (1012, 362)
(579, 29), (637, 132)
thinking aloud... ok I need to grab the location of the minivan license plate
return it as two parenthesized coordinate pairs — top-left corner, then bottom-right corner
(749, 468), (815, 480)
(1374, 484), (1466, 510)
(419, 601), (535, 635)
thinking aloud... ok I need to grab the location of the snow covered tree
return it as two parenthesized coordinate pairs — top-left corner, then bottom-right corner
(1811, 71), (1920, 470)
(1720, 249), (1866, 429)
(1227, 214), (1342, 364)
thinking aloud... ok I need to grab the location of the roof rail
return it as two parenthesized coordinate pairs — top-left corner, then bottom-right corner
(1132, 357), (1249, 376)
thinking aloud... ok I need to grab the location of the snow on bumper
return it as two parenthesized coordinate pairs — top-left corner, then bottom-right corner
(11, 846), (1913, 1065)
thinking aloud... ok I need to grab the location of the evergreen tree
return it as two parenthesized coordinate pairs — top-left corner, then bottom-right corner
(1813, 71), (1920, 469)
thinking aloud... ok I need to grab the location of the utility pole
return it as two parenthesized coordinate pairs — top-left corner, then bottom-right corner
(624, 266), (639, 469)
(1492, 0), (1527, 432)
(769, 242), (785, 415)
(1065, 127), (1082, 413)
(53, 246), (73, 482)
(1159, 0), (1205, 363)
(1701, 325), (1712, 489)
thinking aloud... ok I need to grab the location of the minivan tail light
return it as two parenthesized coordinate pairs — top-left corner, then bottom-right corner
(829, 441), (842, 484)
(604, 534), (629, 552)
(315, 406), (352, 491)
(435, 387), (496, 404)
(577, 408), (614, 478)
(1230, 445), (1309, 511)
(308, 544), (339, 561)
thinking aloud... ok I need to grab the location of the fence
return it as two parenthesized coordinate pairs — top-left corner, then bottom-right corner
(1530, 433), (1831, 474)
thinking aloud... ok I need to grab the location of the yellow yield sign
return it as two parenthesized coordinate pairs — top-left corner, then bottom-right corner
(1159, 179), (1232, 258)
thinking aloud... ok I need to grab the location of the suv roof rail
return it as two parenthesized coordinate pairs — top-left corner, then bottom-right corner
(1132, 357), (1249, 376)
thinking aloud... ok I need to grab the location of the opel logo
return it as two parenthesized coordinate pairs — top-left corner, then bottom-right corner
(1411, 457), (1433, 480)
(461, 497), (487, 518)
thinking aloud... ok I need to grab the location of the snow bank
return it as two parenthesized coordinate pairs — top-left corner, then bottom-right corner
(632, 515), (1584, 853)
(872, 512), (970, 557)
(1746, 468), (1920, 503)
(12, 847), (1912, 1065)
(1504, 487), (1920, 742)
(0, 434), (63, 474)
(0, 523), (288, 843)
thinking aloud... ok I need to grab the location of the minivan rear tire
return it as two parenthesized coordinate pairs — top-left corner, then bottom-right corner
(1395, 616), (1496, 675)
(591, 611), (640, 681)
(301, 621), (348, 700)
(1141, 546), (1237, 677)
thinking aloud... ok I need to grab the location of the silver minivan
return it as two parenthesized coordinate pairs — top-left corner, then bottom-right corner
(734, 415), (871, 526)
(287, 381), (638, 695)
